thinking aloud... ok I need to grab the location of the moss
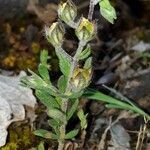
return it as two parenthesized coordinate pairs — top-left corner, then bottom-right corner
(1, 143), (18, 150)
(0, 124), (39, 150)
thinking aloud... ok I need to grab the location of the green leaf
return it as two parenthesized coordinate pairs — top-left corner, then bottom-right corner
(38, 64), (50, 84)
(83, 89), (131, 107)
(55, 47), (72, 77)
(67, 99), (79, 121)
(35, 90), (59, 108)
(65, 129), (79, 139)
(58, 91), (83, 99)
(84, 89), (150, 120)
(99, 0), (117, 24)
(37, 142), (45, 150)
(48, 108), (65, 122)
(21, 69), (58, 96)
(57, 75), (67, 93)
(38, 50), (51, 84)
(106, 104), (129, 109)
(40, 50), (50, 64)
(66, 91), (84, 99)
(78, 44), (91, 60)
(77, 109), (87, 130)
(34, 129), (58, 139)
(84, 57), (92, 69)
(55, 97), (62, 107)
(48, 119), (60, 135)
(21, 70), (46, 89)
(48, 119), (60, 128)
(103, 85), (136, 107)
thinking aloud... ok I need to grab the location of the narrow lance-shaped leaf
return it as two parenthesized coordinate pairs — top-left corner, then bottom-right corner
(35, 90), (59, 108)
(34, 129), (58, 139)
(48, 119), (60, 136)
(84, 89), (150, 120)
(103, 85), (136, 107)
(60, 90), (84, 99)
(40, 50), (49, 64)
(57, 75), (67, 93)
(55, 47), (72, 77)
(84, 57), (92, 69)
(77, 109), (87, 130)
(83, 89), (132, 108)
(106, 104), (130, 110)
(22, 69), (58, 96)
(67, 99), (79, 121)
(65, 129), (79, 139)
(77, 44), (91, 60)
(48, 108), (65, 122)
(38, 50), (51, 84)
(37, 142), (45, 150)
(99, 0), (117, 24)
(21, 69), (47, 89)
(48, 119), (60, 129)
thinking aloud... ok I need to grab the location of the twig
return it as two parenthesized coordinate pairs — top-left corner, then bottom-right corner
(98, 111), (135, 150)
(98, 117), (112, 150)
(136, 124), (147, 150)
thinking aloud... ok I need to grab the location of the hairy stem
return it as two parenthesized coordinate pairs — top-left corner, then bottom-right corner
(88, 0), (95, 21)
(57, 41), (86, 150)
(57, 1), (94, 147)
(74, 41), (86, 59)
(58, 140), (64, 150)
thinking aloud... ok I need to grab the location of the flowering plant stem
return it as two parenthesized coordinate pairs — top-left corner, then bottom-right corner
(21, 1), (119, 150)
(58, 41), (86, 149)
(48, 1), (95, 148)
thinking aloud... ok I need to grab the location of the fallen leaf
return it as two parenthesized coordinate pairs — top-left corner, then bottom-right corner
(109, 124), (131, 150)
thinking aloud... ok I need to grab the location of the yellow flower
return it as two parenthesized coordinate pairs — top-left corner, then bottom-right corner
(75, 17), (95, 42)
(70, 67), (92, 91)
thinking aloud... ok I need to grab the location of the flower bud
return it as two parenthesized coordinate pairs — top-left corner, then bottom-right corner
(70, 67), (92, 92)
(58, 0), (77, 23)
(45, 22), (65, 47)
(75, 17), (95, 42)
